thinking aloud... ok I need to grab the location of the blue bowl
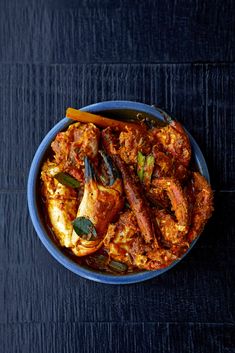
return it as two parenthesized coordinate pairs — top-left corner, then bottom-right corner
(27, 101), (210, 284)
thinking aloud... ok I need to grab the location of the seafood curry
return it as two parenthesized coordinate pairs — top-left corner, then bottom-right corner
(40, 108), (213, 274)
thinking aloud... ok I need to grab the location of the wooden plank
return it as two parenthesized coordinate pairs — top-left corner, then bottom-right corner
(0, 256), (233, 324)
(0, 322), (233, 353)
(1, 192), (234, 325)
(0, 63), (234, 190)
(1, 1), (234, 352)
(0, 0), (234, 63)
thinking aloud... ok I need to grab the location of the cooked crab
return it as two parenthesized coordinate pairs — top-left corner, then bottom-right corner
(41, 160), (78, 247)
(71, 155), (124, 256)
(51, 122), (100, 181)
(118, 126), (151, 165)
(102, 127), (161, 244)
(40, 109), (214, 274)
(152, 148), (189, 181)
(104, 209), (185, 271)
(186, 172), (213, 242)
(149, 113), (191, 167)
(150, 177), (190, 240)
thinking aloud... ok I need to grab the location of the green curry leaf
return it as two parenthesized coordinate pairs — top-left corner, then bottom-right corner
(54, 172), (80, 188)
(72, 217), (97, 241)
(109, 260), (128, 273)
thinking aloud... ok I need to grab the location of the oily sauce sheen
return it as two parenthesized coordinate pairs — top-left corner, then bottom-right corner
(40, 111), (213, 274)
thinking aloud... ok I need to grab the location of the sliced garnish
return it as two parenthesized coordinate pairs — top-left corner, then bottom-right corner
(143, 155), (155, 188)
(137, 151), (146, 182)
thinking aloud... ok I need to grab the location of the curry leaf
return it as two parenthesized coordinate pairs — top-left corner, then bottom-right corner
(54, 172), (80, 188)
(109, 260), (128, 273)
(72, 217), (97, 240)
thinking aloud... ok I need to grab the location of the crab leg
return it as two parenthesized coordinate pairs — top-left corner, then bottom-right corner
(102, 127), (162, 244)
(186, 172), (213, 242)
(151, 177), (190, 238)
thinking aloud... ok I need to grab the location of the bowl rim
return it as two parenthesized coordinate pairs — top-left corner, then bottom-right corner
(27, 100), (210, 284)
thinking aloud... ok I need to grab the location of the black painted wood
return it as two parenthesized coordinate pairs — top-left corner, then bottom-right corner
(0, 0), (234, 352)
(0, 323), (234, 353)
(0, 0), (235, 63)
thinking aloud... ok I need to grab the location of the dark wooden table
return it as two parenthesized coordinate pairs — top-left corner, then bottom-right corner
(1, 1), (234, 352)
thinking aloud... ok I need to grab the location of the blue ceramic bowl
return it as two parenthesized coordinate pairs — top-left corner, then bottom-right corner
(27, 101), (210, 284)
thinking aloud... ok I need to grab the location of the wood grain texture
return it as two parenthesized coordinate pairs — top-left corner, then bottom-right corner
(0, 323), (234, 353)
(0, 0), (234, 63)
(0, 0), (234, 352)
(0, 63), (234, 190)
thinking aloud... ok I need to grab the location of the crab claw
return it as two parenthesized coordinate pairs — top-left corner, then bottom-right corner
(99, 150), (120, 186)
(71, 156), (124, 256)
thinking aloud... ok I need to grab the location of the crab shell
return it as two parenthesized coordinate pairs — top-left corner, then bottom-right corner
(41, 160), (78, 248)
